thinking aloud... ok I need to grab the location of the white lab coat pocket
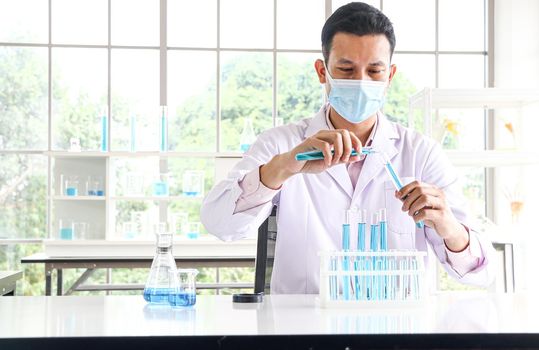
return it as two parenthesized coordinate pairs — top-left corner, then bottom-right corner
(384, 177), (416, 238)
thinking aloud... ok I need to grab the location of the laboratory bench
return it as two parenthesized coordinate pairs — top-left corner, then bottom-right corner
(0, 270), (22, 296)
(1, 292), (539, 349)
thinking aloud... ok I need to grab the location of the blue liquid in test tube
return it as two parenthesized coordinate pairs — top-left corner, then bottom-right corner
(355, 209), (366, 300)
(379, 209), (388, 300)
(159, 106), (168, 152)
(341, 210), (351, 301)
(100, 110), (108, 152)
(369, 212), (379, 300)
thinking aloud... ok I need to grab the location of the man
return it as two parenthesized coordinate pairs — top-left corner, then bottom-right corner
(201, 2), (495, 294)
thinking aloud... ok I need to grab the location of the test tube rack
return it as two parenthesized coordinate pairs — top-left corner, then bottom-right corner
(319, 250), (427, 308)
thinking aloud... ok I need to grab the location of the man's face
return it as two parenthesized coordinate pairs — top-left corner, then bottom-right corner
(316, 32), (396, 85)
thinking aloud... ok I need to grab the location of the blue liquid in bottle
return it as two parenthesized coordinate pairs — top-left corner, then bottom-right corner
(65, 187), (77, 196)
(168, 292), (196, 307)
(60, 228), (73, 240)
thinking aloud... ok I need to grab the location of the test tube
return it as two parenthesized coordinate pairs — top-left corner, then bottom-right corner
(330, 256), (338, 301)
(159, 105), (168, 152)
(379, 209), (388, 300)
(100, 107), (108, 152)
(342, 210), (351, 301)
(369, 213), (379, 300)
(355, 209), (366, 300)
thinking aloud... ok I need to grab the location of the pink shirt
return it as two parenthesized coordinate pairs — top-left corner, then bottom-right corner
(234, 109), (480, 276)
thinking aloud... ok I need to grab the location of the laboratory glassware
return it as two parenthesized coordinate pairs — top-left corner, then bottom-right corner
(182, 170), (204, 197)
(159, 106), (168, 152)
(239, 118), (256, 152)
(143, 224), (179, 304)
(169, 269), (198, 307)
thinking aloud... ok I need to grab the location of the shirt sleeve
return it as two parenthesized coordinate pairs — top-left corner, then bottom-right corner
(233, 166), (280, 214)
(444, 227), (482, 277)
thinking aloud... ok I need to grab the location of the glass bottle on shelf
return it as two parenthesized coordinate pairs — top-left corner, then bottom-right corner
(239, 118), (256, 152)
(143, 223), (179, 304)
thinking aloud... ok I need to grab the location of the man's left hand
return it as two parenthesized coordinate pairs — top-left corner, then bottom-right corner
(396, 181), (469, 252)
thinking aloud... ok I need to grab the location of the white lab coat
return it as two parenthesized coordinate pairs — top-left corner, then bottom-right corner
(201, 105), (496, 294)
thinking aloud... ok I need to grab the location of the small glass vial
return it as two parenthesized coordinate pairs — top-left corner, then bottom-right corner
(239, 118), (256, 152)
(64, 176), (79, 196)
(153, 173), (169, 196)
(58, 219), (74, 240)
(182, 170), (204, 197)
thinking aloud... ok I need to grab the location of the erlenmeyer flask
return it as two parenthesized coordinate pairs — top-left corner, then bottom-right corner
(143, 223), (179, 304)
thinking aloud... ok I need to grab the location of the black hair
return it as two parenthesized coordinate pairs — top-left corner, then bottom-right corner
(321, 2), (396, 62)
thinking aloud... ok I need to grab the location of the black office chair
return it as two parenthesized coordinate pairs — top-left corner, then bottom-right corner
(254, 206), (277, 294)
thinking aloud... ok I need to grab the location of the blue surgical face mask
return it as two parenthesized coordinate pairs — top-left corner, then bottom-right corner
(324, 62), (387, 124)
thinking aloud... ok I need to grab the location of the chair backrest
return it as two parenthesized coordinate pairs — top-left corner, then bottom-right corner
(254, 206), (277, 294)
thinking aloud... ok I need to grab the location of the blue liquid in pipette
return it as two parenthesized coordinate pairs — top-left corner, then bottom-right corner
(169, 292), (196, 307)
(143, 287), (175, 304)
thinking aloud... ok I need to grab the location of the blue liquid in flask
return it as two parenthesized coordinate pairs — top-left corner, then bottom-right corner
(143, 287), (175, 304)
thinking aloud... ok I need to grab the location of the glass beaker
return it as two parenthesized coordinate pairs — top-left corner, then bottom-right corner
(143, 226), (179, 304)
(64, 176), (79, 196)
(186, 222), (200, 240)
(126, 173), (145, 196)
(182, 170), (204, 197)
(123, 222), (138, 239)
(239, 118), (256, 152)
(59, 219), (74, 240)
(73, 222), (89, 240)
(169, 269), (198, 307)
(153, 173), (169, 196)
(172, 212), (188, 236)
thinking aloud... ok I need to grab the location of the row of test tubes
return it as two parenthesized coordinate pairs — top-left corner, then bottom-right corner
(328, 208), (421, 302)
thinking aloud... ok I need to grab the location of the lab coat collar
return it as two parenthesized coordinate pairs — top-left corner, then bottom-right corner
(303, 104), (400, 199)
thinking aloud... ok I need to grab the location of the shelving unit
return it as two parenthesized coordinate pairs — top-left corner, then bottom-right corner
(45, 150), (244, 256)
(409, 87), (539, 293)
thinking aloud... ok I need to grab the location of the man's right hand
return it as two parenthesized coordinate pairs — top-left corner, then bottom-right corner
(260, 129), (363, 190)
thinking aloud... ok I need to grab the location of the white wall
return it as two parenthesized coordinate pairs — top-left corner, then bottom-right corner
(494, 0), (539, 291)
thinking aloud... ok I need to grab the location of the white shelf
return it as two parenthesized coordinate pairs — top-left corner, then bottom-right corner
(51, 195), (106, 201)
(446, 150), (539, 167)
(409, 87), (539, 109)
(45, 151), (243, 158)
(109, 195), (203, 201)
(43, 237), (257, 258)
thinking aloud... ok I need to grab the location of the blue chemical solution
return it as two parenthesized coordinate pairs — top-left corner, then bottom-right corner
(153, 182), (168, 196)
(183, 191), (199, 197)
(87, 190), (97, 196)
(160, 114), (167, 152)
(96, 190), (104, 196)
(60, 228), (73, 240)
(100, 115), (108, 152)
(65, 187), (77, 196)
(169, 292), (196, 307)
(187, 232), (199, 240)
(143, 287), (175, 304)
(240, 143), (250, 152)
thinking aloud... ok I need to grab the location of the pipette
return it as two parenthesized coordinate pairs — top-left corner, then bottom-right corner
(295, 147), (375, 161)
(380, 152), (425, 229)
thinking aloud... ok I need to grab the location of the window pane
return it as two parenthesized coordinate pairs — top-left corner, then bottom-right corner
(220, 0), (273, 49)
(387, 54), (435, 125)
(333, 0), (380, 11)
(168, 0), (217, 48)
(111, 0), (159, 46)
(52, 0), (108, 45)
(438, 54), (485, 88)
(168, 51), (217, 152)
(0, 0), (48, 43)
(383, 0), (435, 51)
(111, 49), (160, 151)
(0, 243), (43, 295)
(434, 109), (485, 151)
(277, 0), (325, 50)
(277, 53), (322, 124)
(439, 0), (485, 51)
(0, 154), (47, 239)
(0, 47), (48, 150)
(220, 52), (272, 152)
(52, 48), (108, 151)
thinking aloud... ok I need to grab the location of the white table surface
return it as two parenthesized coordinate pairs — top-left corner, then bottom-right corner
(1, 292), (539, 338)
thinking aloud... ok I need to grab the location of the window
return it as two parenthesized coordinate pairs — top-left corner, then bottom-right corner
(0, 0), (489, 295)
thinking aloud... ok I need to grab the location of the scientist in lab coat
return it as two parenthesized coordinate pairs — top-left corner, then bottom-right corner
(201, 2), (495, 294)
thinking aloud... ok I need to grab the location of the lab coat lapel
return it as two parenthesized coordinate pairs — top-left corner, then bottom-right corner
(304, 106), (354, 199)
(352, 113), (399, 201)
